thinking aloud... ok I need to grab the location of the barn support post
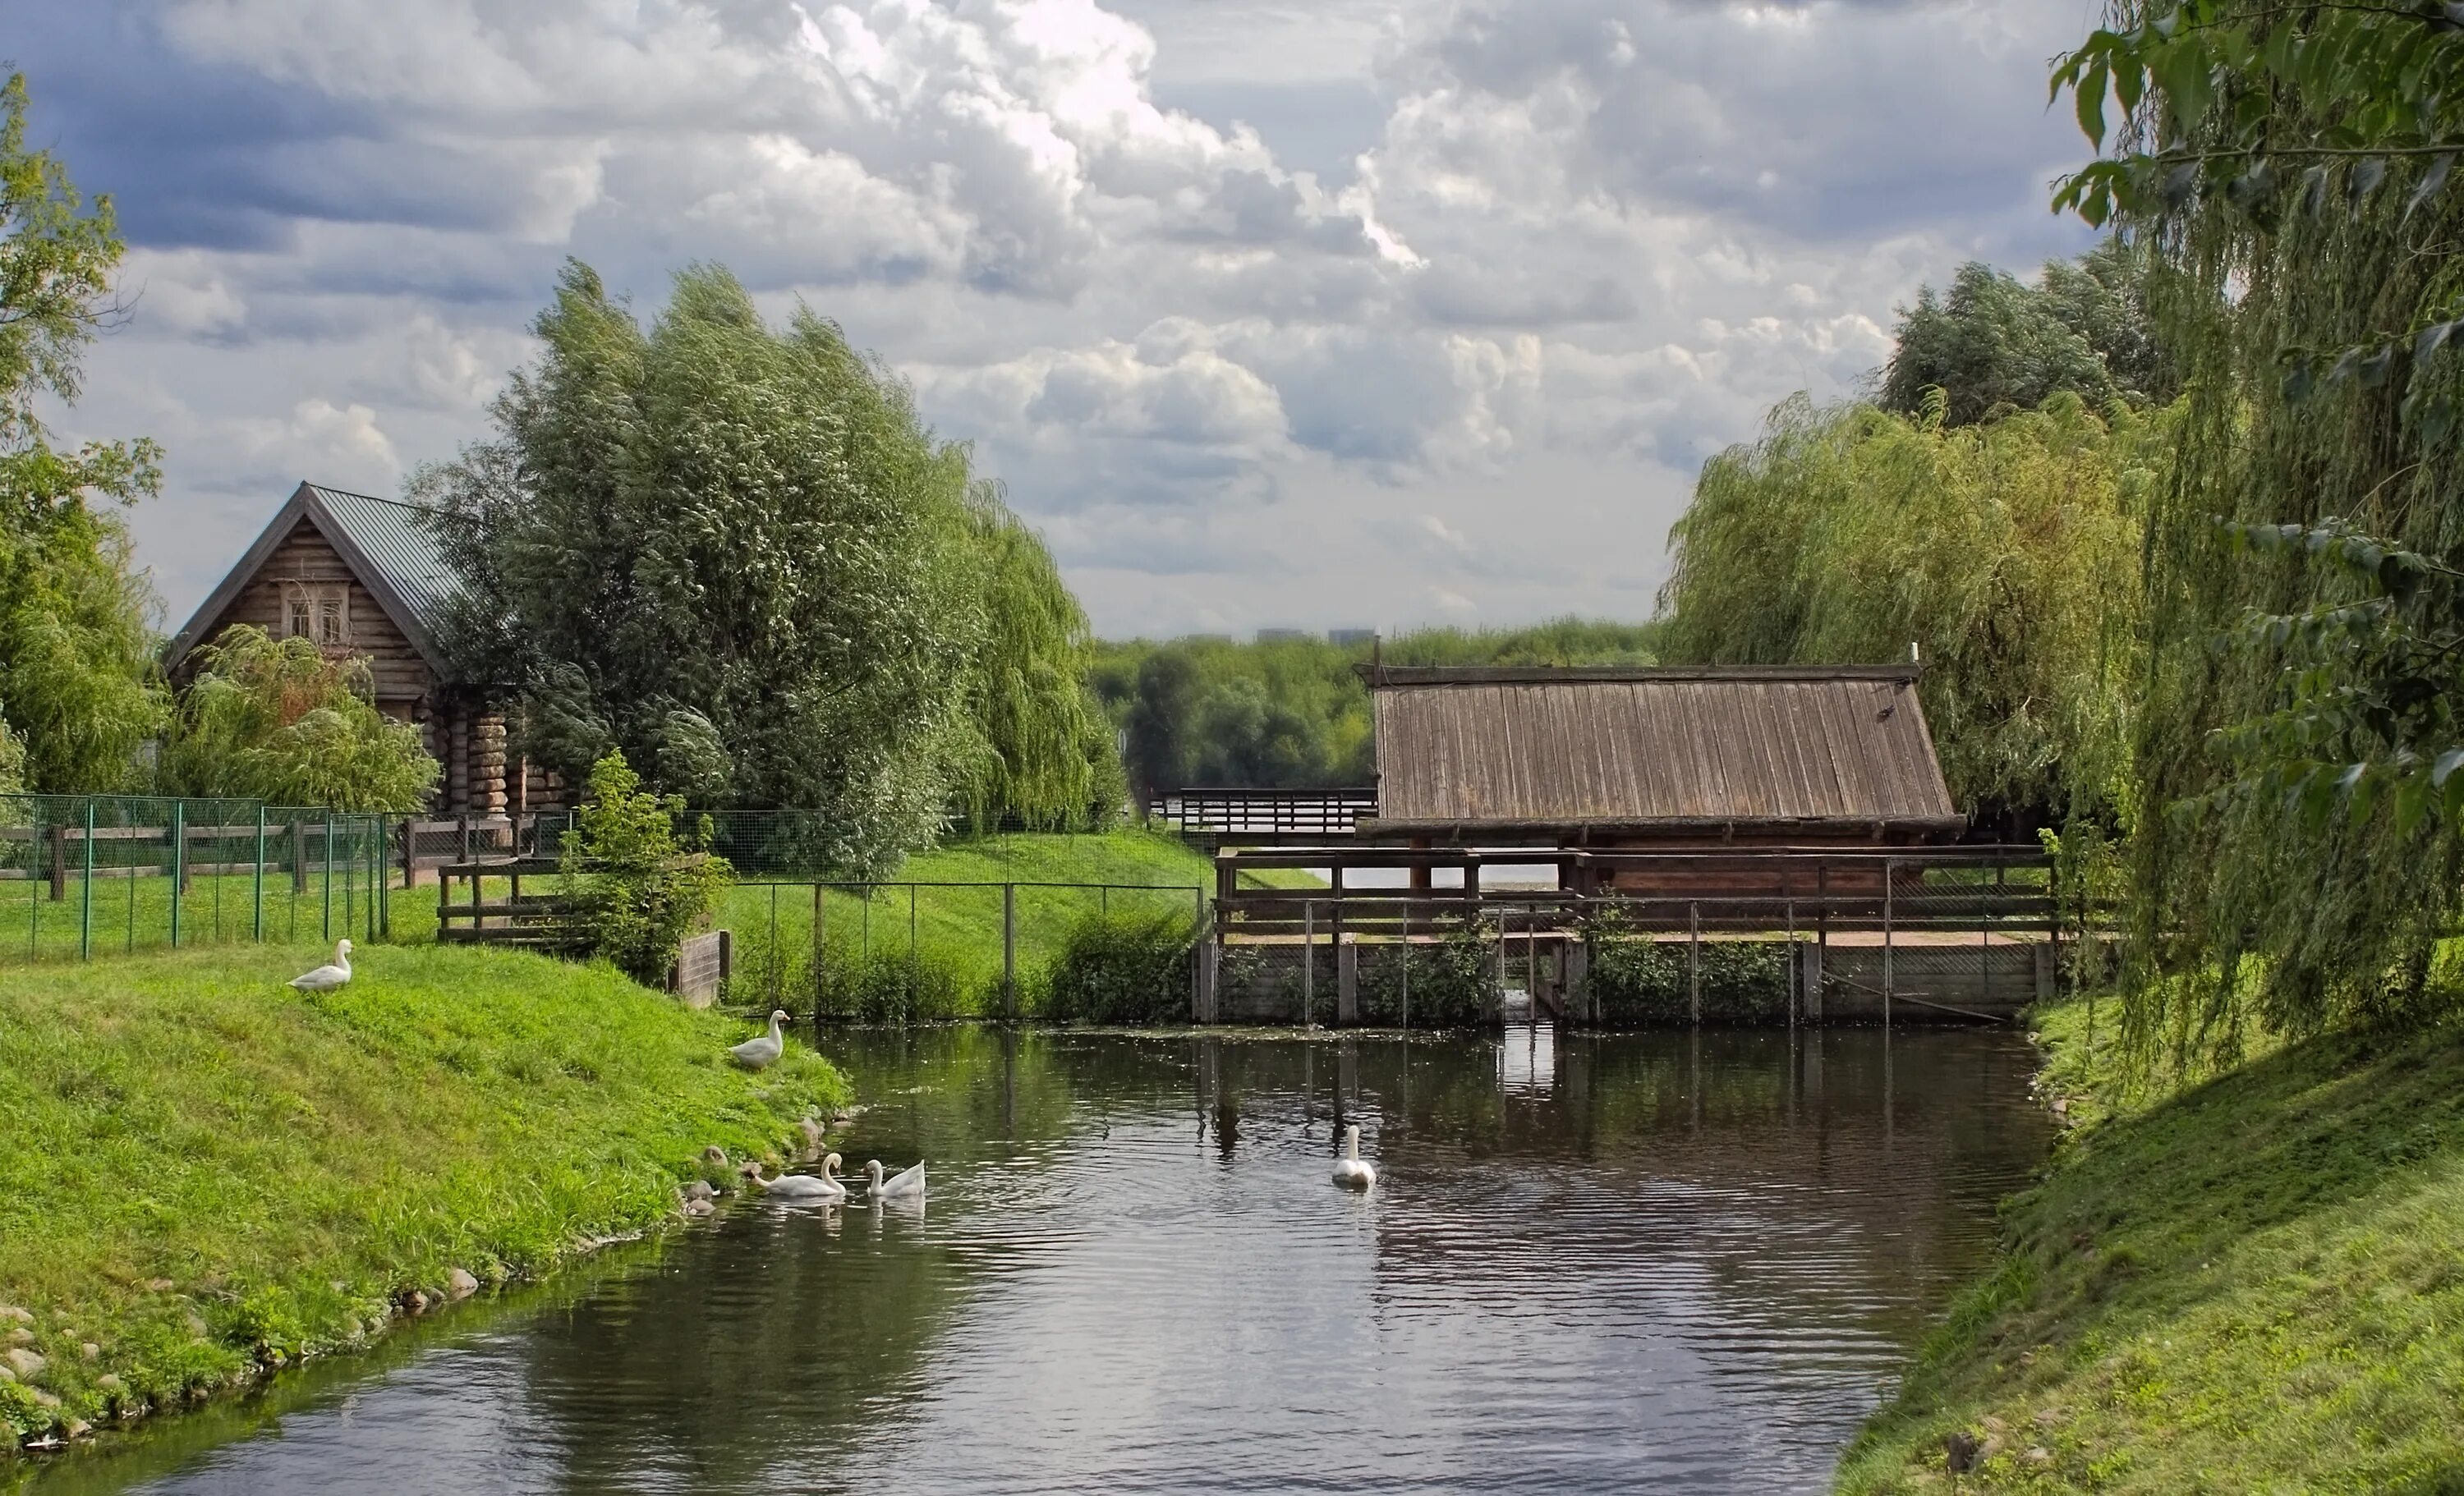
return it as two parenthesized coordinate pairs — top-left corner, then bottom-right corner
(1303, 899), (1315, 1027)
(1338, 935), (1358, 1025)
(1882, 856), (1895, 1030)
(1688, 902), (1701, 1027)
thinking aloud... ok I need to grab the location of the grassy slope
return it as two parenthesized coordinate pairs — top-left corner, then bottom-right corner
(0, 943), (845, 1443)
(1837, 999), (2464, 1494)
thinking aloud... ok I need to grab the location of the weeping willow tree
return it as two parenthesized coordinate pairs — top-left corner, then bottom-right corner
(162, 626), (439, 810)
(425, 260), (1116, 875)
(954, 486), (1119, 831)
(1658, 392), (2164, 835)
(2049, 2), (2464, 1041)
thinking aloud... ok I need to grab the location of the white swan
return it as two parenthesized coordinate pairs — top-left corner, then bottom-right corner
(756, 1152), (847, 1201)
(288, 939), (353, 993)
(865, 1159), (926, 1200)
(729, 1010), (788, 1071)
(1332, 1123), (1377, 1189)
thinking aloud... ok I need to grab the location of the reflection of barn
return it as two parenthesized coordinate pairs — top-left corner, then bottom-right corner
(1202, 663), (2060, 1027)
(166, 480), (566, 815)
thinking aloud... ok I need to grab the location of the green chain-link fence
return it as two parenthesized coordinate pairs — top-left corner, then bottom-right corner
(0, 795), (392, 964)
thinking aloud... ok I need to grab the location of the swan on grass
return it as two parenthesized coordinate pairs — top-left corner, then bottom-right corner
(756, 1153), (847, 1201)
(730, 1010), (789, 1071)
(1332, 1124), (1377, 1189)
(865, 1159), (926, 1200)
(288, 939), (353, 993)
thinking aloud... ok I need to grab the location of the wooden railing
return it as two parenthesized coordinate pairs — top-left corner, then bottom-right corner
(1147, 787), (1378, 843)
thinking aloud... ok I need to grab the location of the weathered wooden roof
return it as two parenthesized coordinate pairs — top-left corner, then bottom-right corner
(1363, 664), (1961, 837)
(168, 480), (461, 676)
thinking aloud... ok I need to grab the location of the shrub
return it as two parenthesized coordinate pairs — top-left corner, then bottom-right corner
(162, 625), (439, 810)
(1585, 906), (1792, 1026)
(1040, 907), (1193, 1024)
(560, 750), (730, 986)
(811, 943), (973, 1023)
(1358, 914), (1499, 1029)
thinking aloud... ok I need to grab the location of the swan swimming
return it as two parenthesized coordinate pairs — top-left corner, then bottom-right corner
(288, 939), (353, 993)
(865, 1159), (926, 1200)
(1332, 1123), (1377, 1189)
(729, 1010), (788, 1071)
(756, 1153), (847, 1201)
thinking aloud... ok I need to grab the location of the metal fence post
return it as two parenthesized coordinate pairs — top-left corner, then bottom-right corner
(169, 801), (186, 948)
(322, 813), (334, 940)
(79, 799), (94, 961)
(812, 883), (826, 1010)
(1002, 882), (1017, 1018)
(1882, 856), (1895, 1030)
(253, 805), (266, 942)
(1303, 899), (1314, 1026)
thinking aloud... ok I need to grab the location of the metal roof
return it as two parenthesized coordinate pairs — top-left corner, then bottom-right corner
(1365, 666), (1961, 836)
(167, 481), (463, 677)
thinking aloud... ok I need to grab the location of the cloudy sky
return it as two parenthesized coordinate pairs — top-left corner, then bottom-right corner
(11, 0), (2100, 640)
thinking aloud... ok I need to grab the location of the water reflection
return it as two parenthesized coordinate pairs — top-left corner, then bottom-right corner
(47, 1026), (2050, 1495)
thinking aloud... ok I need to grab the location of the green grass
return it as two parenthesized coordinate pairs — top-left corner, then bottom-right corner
(720, 829), (1318, 1015)
(0, 943), (846, 1444)
(0, 865), (398, 965)
(1836, 998), (2464, 1494)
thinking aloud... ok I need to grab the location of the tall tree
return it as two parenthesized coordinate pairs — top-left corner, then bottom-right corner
(0, 71), (166, 793)
(1879, 242), (2177, 427)
(1657, 392), (2162, 835)
(425, 260), (1106, 874)
(2051, 2), (2464, 1037)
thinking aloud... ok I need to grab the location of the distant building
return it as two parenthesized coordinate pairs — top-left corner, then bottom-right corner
(165, 480), (563, 815)
(1253, 627), (1313, 644)
(1328, 628), (1379, 648)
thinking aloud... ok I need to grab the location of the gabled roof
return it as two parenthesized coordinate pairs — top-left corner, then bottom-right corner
(168, 481), (462, 677)
(1363, 663), (1961, 837)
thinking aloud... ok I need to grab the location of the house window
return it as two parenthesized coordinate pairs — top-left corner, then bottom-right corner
(284, 585), (350, 647)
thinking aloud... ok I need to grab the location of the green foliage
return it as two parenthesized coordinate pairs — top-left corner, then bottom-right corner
(1839, 997), (2464, 1493)
(561, 750), (731, 986)
(1038, 906), (1193, 1024)
(162, 625), (440, 811)
(1584, 906), (1791, 1026)
(1880, 246), (2176, 427)
(423, 259), (1101, 872)
(1657, 393), (2163, 832)
(1090, 618), (1663, 792)
(0, 709), (21, 796)
(811, 938), (973, 1023)
(2045, 1), (2464, 1035)
(0, 72), (168, 793)
(1358, 915), (1500, 1028)
(953, 493), (1121, 831)
(0, 942), (846, 1443)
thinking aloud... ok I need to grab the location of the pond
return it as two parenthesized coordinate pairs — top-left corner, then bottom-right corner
(34, 1026), (2053, 1494)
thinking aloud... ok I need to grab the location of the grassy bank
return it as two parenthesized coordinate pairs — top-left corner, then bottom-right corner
(0, 943), (845, 1447)
(1837, 999), (2464, 1493)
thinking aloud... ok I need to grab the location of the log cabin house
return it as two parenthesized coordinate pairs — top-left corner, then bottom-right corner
(165, 480), (565, 815)
(1358, 663), (1964, 897)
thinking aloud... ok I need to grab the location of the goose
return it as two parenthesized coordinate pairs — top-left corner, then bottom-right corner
(1332, 1124), (1377, 1189)
(288, 939), (353, 993)
(730, 1010), (789, 1071)
(864, 1159), (926, 1200)
(756, 1153), (847, 1202)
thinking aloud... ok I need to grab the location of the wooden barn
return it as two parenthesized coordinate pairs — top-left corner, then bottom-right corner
(1358, 663), (1965, 895)
(166, 480), (565, 815)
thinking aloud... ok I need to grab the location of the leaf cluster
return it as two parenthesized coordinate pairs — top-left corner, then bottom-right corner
(161, 625), (440, 811)
(559, 750), (732, 987)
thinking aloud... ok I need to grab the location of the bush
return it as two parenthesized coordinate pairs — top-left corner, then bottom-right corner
(162, 626), (440, 810)
(1586, 907), (1792, 1026)
(560, 750), (730, 986)
(1039, 907), (1193, 1024)
(811, 943), (973, 1023)
(1358, 915), (1499, 1029)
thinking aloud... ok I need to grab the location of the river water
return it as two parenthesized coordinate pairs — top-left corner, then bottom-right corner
(37, 1026), (2051, 1495)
